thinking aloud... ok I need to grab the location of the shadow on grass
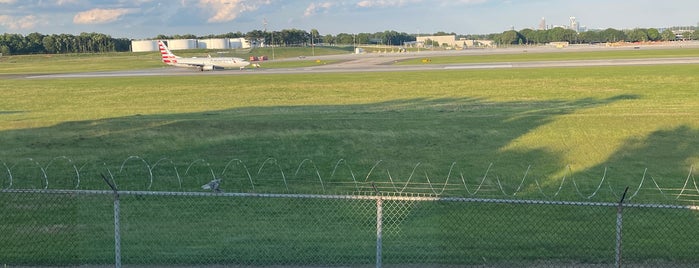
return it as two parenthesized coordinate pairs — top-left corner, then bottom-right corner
(5, 93), (694, 202)
(568, 125), (699, 204)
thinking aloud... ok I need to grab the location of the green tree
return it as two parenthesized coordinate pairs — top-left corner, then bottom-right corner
(661, 29), (676, 41)
(42, 35), (57, 53)
(578, 30), (601, 43)
(626, 28), (649, 42)
(519, 28), (535, 44)
(547, 27), (567, 42)
(600, 28), (626, 42)
(322, 34), (335, 45)
(334, 33), (354, 45)
(26, 32), (44, 53)
(310, 29), (320, 45)
(498, 30), (524, 45)
(355, 33), (370, 45)
(647, 28), (661, 41)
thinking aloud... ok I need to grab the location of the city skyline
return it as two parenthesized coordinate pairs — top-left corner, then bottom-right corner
(1, 0), (698, 39)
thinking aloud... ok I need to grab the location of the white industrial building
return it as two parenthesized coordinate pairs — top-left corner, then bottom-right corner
(416, 35), (456, 48)
(229, 38), (251, 49)
(198, 38), (229, 49)
(167, 39), (197, 50)
(131, 38), (251, 52)
(131, 40), (158, 52)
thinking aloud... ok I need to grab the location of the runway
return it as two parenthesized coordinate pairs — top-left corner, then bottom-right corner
(23, 46), (699, 79)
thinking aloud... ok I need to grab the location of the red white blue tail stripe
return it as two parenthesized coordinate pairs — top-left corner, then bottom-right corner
(158, 40), (178, 65)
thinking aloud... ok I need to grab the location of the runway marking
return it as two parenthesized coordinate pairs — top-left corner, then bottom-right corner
(444, 64), (513, 70)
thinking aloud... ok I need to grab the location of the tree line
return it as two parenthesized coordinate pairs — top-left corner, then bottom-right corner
(2, 27), (696, 55)
(1, 32), (130, 55)
(487, 27), (698, 46)
(156, 29), (418, 47)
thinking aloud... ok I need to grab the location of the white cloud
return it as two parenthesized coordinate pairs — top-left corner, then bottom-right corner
(198, 0), (271, 23)
(73, 8), (132, 24)
(0, 0), (17, 4)
(304, 2), (333, 17)
(0, 15), (38, 30)
(55, 0), (79, 5)
(356, 0), (422, 8)
(454, 0), (489, 3)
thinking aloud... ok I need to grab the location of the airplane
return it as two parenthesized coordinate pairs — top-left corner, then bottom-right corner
(158, 40), (250, 71)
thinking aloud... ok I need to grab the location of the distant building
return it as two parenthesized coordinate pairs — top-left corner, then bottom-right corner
(199, 38), (229, 49)
(229, 38), (251, 49)
(131, 38), (251, 52)
(416, 35), (456, 48)
(539, 17), (547, 30)
(457, 39), (495, 48)
(131, 40), (158, 52)
(570, 17), (580, 32)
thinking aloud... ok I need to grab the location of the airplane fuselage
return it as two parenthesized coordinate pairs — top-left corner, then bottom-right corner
(158, 40), (250, 71)
(171, 57), (250, 70)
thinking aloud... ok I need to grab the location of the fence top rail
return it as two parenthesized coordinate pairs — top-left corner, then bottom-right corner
(3, 188), (699, 211)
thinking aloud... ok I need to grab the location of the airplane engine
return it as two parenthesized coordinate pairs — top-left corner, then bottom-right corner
(202, 65), (216, 71)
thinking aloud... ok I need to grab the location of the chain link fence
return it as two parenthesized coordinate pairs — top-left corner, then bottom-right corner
(2, 158), (699, 267)
(3, 186), (699, 267)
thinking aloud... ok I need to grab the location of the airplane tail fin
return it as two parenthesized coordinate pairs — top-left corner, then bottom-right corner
(158, 40), (179, 65)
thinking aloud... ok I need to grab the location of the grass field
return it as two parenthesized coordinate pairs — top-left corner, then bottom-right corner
(397, 47), (699, 65)
(2, 48), (699, 265)
(1, 56), (698, 200)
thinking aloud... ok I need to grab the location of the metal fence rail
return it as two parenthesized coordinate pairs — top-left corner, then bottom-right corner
(3, 187), (699, 267)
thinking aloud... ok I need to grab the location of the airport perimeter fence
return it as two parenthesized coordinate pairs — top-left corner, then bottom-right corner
(3, 184), (699, 267)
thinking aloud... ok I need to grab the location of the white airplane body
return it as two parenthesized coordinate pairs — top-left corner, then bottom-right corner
(158, 40), (250, 71)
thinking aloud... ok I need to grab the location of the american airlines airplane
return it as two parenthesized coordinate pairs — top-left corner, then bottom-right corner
(158, 40), (250, 71)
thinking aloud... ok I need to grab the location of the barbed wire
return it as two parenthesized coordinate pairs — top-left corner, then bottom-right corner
(1, 156), (697, 203)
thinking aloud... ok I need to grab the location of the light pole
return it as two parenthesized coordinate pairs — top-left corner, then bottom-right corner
(353, 34), (356, 53)
(264, 18), (274, 60)
(417, 29), (420, 53)
(311, 30), (315, 56)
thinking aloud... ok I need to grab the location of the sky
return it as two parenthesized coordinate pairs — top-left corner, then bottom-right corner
(1, 0), (698, 39)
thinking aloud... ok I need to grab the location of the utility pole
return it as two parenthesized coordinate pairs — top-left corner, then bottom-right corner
(263, 18), (274, 60)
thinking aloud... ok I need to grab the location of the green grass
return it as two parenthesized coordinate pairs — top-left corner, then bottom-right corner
(0, 46), (351, 74)
(249, 46), (354, 59)
(2, 56), (699, 266)
(254, 59), (344, 68)
(1, 64), (698, 200)
(397, 47), (699, 65)
(0, 52), (163, 74)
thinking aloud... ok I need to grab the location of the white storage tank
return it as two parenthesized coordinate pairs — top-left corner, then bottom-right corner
(167, 39), (197, 50)
(131, 40), (158, 52)
(199, 38), (229, 49)
(229, 38), (243, 49)
(229, 38), (251, 49)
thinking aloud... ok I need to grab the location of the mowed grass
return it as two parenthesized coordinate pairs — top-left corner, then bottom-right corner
(0, 52), (163, 74)
(2, 57), (699, 265)
(0, 46), (352, 74)
(397, 47), (699, 65)
(1, 64), (698, 201)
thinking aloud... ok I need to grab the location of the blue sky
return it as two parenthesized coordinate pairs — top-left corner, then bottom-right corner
(1, 0), (698, 39)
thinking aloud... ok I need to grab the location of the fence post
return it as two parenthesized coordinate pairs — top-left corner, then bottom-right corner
(372, 183), (382, 268)
(102, 174), (121, 268)
(615, 186), (629, 268)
